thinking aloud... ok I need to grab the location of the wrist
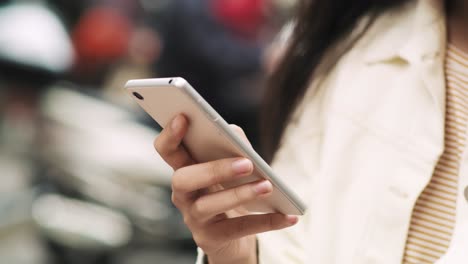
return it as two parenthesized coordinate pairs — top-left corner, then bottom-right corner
(207, 253), (256, 264)
(207, 239), (258, 264)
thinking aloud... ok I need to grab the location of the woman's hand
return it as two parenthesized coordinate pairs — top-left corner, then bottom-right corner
(154, 114), (298, 264)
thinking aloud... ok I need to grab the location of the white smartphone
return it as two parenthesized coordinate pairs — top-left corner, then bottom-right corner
(125, 77), (306, 215)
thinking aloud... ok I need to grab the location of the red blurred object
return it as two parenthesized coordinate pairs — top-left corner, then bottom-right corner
(211, 0), (268, 38)
(72, 7), (132, 66)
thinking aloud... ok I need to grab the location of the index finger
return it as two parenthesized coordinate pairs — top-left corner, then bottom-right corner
(172, 158), (254, 193)
(154, 114), (195, 170)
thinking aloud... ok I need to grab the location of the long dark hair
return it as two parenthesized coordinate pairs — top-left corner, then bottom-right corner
(261, 0), (409, 163)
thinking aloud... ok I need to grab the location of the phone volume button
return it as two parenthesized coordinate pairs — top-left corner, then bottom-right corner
(203, 108), (218, 121)
(464, 186), (468, 202)
(206, 111), (218, 121)
(197, 96), (219, 121)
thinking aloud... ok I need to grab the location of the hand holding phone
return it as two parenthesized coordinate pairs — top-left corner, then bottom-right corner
(155, 114), (298, 263)
(125, 77), (306, 215)
(125, 77), (306, 262)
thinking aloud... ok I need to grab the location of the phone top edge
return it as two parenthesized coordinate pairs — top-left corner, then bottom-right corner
(172, 77), (189, 88)
(125, 77), (186, 89)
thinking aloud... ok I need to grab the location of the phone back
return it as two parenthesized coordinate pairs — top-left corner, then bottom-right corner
(125, 77), (306, 215)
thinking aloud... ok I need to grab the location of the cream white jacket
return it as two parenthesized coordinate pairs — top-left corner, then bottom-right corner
(197, 0), (468, 263)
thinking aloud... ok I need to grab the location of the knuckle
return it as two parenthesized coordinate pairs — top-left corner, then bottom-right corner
(171, 192), (185, 210)
(193, 233), (210, 249)
(153, 136), (165, 154)
(172, 154), (190, 169)
(196, 238), (210, 250)
(171, 192), (178, 205)
(231, 125), (248, 139)
(266, 214), (285, 230)
(230, 124), (243, 133)
(236, 217), (248, 235)
(209, 161), (225, 185)
(171, 172), (186, 192)
(182, 215), (192, 227)
(262, 215), (275, 230)
(232, 186), (244, 203)
(269, 215), (275, 229)
(190, 200), (206, 219)
(230, 125), (251, 146)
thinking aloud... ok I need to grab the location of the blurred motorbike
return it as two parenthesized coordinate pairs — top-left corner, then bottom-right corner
(0, 2), (195, 264)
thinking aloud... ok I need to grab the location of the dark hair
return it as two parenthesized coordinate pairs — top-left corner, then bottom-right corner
(261, 0), (409, 163)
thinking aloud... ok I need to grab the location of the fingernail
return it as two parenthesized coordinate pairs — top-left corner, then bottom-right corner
(286, 215), (298, 225)
(253, 181), (272, 194)
(171, 115), (183, 132)
(232, 159), (252, 175)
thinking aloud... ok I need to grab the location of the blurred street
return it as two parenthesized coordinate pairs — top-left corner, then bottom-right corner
(0, 0), (296, 263)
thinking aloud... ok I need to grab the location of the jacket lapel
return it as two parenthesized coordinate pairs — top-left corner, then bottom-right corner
(364, 0), (447, 126)
(399, 0), (447, 122)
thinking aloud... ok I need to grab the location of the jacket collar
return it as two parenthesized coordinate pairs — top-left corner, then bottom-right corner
(364, 0), (447, 125)
(364, 0), (446, 65)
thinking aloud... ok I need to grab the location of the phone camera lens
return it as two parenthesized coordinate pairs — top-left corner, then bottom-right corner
(133, 92), (144, 100)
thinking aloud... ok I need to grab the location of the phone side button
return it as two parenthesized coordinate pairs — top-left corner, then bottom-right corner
(204, 109), (218, 121)
(464, 186), (468, 203)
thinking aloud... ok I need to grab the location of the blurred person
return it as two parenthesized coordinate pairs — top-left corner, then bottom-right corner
(156, 0), (272, 148)
(102, 26), (162, 104)
(153, 0), (468, 263)
(211, 0), (269, 39)
(71, 6), (133, 86)
(70, 0), (162, 104)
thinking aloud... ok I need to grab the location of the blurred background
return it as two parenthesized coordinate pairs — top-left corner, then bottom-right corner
(0, 0), (297, 263)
